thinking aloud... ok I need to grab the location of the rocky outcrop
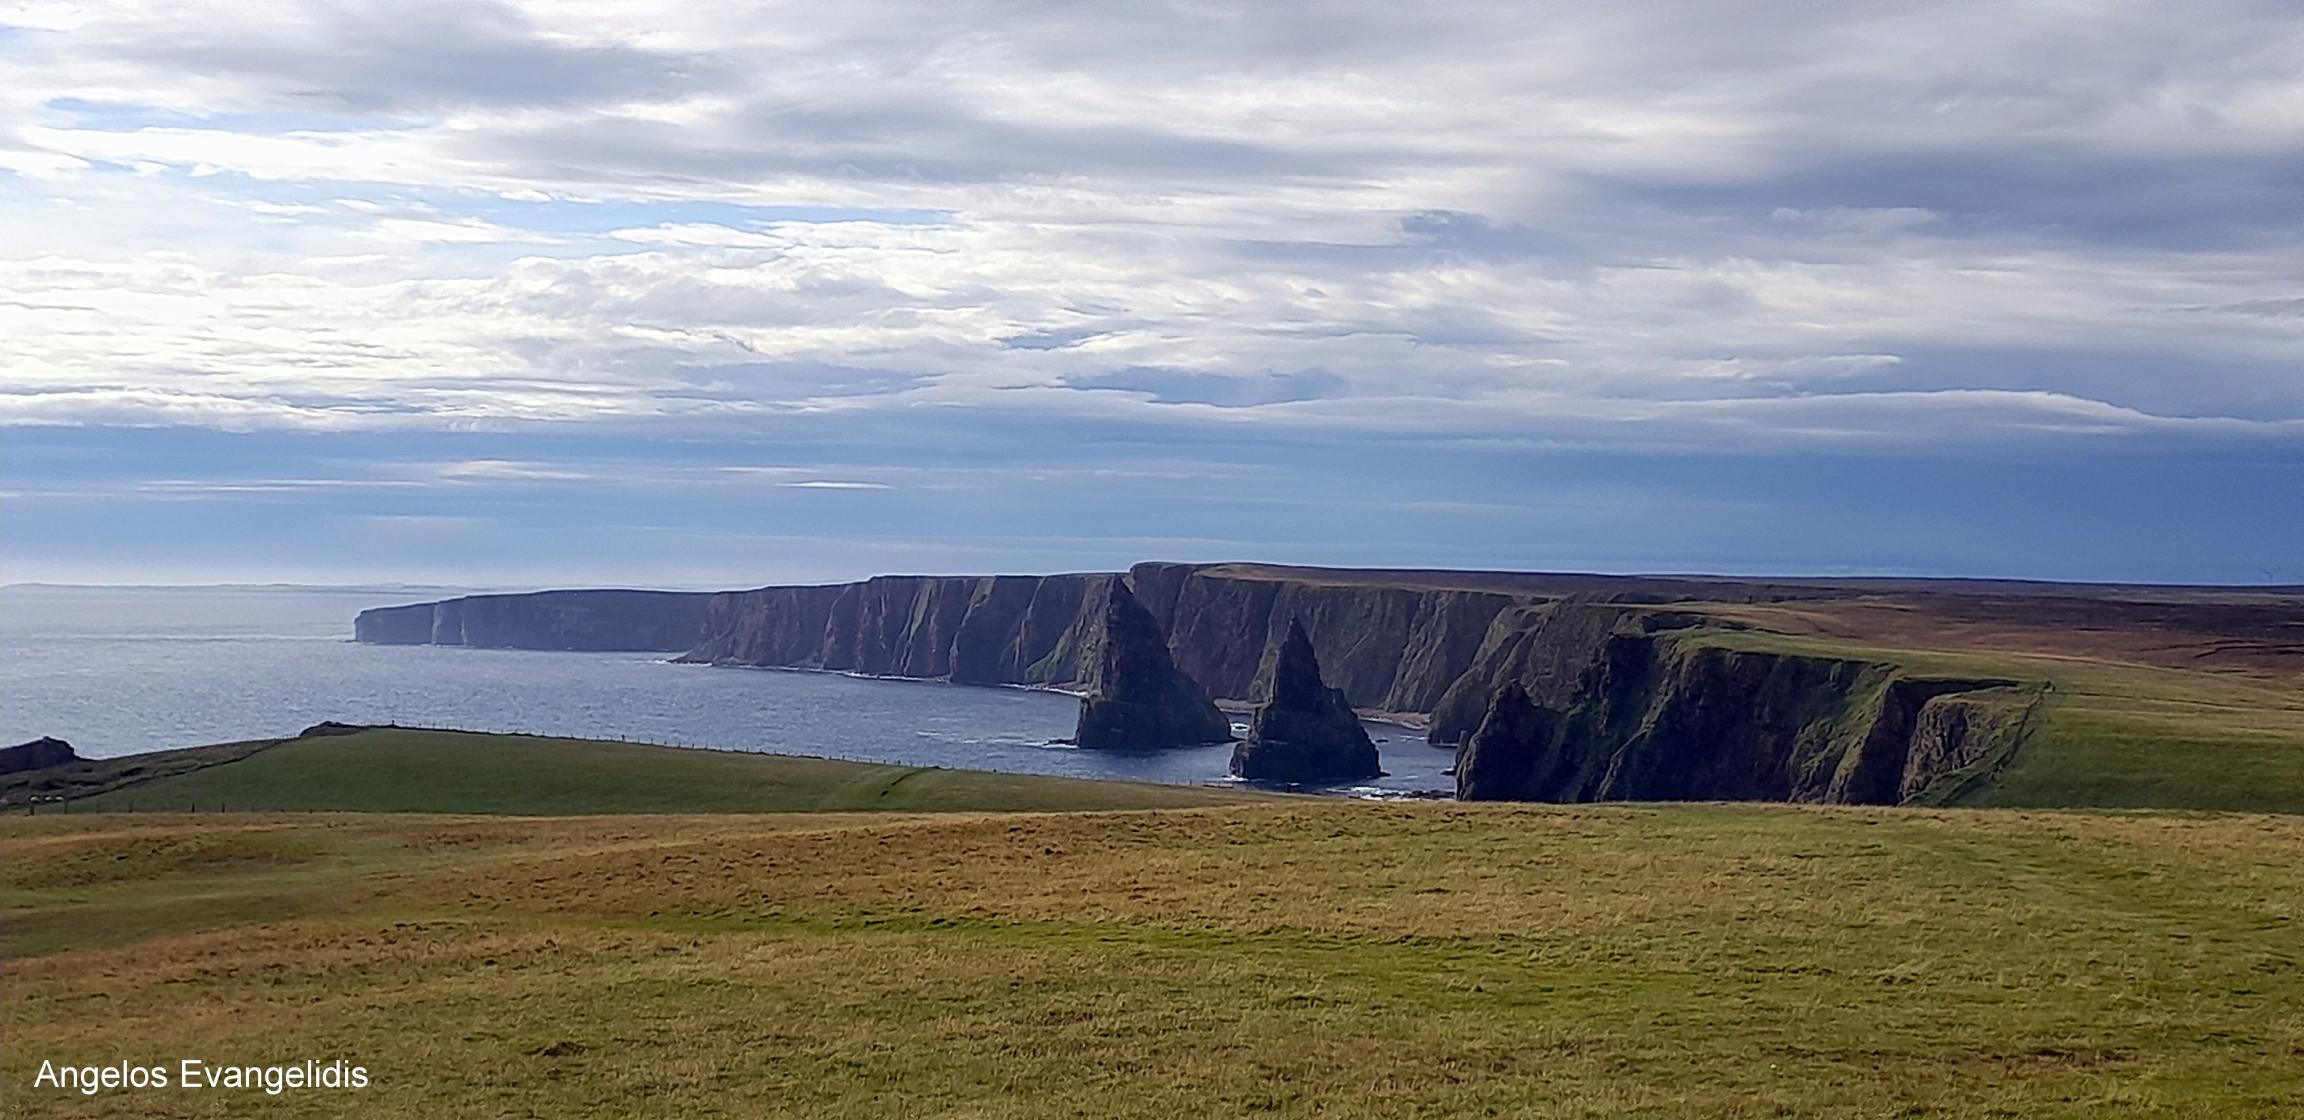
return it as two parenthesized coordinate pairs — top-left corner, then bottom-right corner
(1454, 684), (1557, 801)
(1075, 582), (1233, 750)
(1230, 620), (1381, 784)
(1451, 624), (2042, 805)
(355, 590), (712, 651)
(0, 736), (78, 775)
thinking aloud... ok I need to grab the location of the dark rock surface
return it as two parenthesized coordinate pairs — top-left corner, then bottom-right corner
(1074, 582), (1233, 750)
(1230, 620), (1380, 783)
(355, 590), (712, 651)
(674, 573), (1112, 687)
(1451, 625), (2042, 805)
(362, 565), (1532, 711)
(0, 736), (80, 775)
(1133, 561), (1521, 713)
(1453, 683), (1560, 801)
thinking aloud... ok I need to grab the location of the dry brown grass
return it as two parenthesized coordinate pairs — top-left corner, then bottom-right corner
(7, 803), (2303, 1118)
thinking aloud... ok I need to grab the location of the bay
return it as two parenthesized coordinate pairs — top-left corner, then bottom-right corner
(0, 585), (1452, 796)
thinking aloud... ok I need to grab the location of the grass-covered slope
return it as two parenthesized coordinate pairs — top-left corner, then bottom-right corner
(6, 803), (2302, 1117)
(54, 727), (1273, 815)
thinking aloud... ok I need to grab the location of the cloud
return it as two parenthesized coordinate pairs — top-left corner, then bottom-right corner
(432, 459), (592, 482)
(0, 0), (2298, 460)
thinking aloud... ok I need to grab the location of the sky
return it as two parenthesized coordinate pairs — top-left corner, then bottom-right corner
(3, 0), (2301, 587)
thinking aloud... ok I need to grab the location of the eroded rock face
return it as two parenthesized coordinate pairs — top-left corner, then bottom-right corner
(1230, 620), (1380, 784)
(355, 590), (713, 651)
(1453, 683), (1559, 801)
(1451, 630), (2043, 805)
(1074, 581), (1233, 750)
(0, 737), (79, 775)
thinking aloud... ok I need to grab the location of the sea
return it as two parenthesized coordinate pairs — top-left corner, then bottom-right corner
(0, 584), (1454, 797)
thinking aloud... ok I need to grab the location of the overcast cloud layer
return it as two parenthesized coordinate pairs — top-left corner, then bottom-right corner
(4, 1), (2301, 584)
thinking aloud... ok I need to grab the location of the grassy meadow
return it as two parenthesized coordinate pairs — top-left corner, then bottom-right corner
(34, 727), (1273, 816)
(7, 798), (2303, 1118)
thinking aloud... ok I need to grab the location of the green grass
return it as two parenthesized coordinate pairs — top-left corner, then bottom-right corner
(5, 802), (2302, 1117)
(59, 727), (1275, 816)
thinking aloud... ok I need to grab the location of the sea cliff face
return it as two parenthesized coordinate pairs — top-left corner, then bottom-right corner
(353, 590), (714, 652)
(672, 573), (1115, 687)
(1130, 562), (1522, 713)
(1451, 617), (2041, 805)
(359, 565), (1528, 711)
(351, 563), (2046, 807)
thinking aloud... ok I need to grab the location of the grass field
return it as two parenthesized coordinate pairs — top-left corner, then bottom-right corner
(37, 727), (1274, 816)
(6, 801), (2302, 1118)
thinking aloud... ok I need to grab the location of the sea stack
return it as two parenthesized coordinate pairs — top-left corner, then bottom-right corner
(1074, 580), (1234, 750)
(1453, 682), (1562, 801)
(1229, 620), (1381, 784)
(0, 736), (80, 775)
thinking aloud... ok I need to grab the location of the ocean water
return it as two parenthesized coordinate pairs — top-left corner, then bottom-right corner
(0, 585), (1454, 796)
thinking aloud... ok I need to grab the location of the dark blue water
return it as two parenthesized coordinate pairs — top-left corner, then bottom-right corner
(0, 585), (1453, 796)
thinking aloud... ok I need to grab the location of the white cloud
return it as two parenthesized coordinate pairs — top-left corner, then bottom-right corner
(0, 0), (2299, 450)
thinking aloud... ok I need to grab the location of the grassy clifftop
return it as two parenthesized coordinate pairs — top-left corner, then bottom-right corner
(47, 727), (1273, 816)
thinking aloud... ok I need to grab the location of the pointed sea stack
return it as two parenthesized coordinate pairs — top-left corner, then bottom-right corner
(1453, 682), (1562, 801)
(1074, 580), (1234, 750)
(1229, 620), (1381, 784)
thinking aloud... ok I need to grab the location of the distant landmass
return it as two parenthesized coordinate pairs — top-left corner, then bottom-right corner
(355, 560), (2304, 813)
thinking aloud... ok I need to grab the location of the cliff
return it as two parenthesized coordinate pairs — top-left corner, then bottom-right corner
(0, 736), (79, 775)
(662, 564), (1530, 711)
(674, 573), (1113, 686)
(1453, 621), (2041, 805)
(1129, 562), (1525, 713)
(354, 590), (713, 652)
(349, 563), (2054, 807)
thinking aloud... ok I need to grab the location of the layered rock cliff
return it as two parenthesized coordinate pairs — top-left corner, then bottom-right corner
(1453, 621), (2041, 806)
(350, 564), (1629, 714)
(355, 590), (713, 652)
(673, 574), (1113, 686)
(1128, 561), (1524, 714)
(350, 562), (2050, 806)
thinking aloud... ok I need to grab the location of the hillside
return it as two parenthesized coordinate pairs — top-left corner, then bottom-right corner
(32, 727), (1273, 816)
(6, 802), (2301, 1116)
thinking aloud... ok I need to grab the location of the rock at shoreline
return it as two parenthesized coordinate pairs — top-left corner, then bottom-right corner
(1074, 581), (1233, 750)
(1229, 620), (1381, 784)
(0, 736), (80, 775)
(1453, 682), (1562, 801)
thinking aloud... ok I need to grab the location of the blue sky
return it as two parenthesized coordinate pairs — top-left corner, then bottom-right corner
(3, 1), (2300, 586)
